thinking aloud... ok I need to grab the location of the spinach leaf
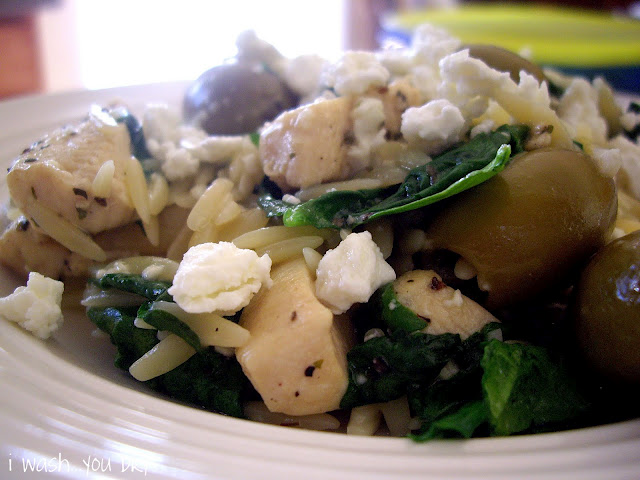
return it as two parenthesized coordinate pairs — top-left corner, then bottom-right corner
(97, 273), (172, 301)
(110, 107), (152, 160)
(411, 399), (488, 441)
(407, 323), (501, 440)
(87, 306), (159, 371)
(259, 124), (529, 229)
(137, 301), (203, 353)
(409, 369), (485, 441)
(408, 329), (589, 441)
(375, 282), (429, 332)
(159, 346), (249, 418)
(481, 340), (590, 436)
(454, 323), (503, 372)
(93, 273), (203, 354)
(340, 329), (461, 409)
(87, 305), (248, 418)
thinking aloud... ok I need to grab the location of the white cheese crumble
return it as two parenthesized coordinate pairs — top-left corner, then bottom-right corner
(621, 111), (640, 132)
(557, 77), (608, 148)
(591, 146), (622, 178)
(143, 104), (257, 184)
(347, 97), (387, 172)
(283, 54), (328, 98)
(610, 135), (640, 199)
(168, 242), (272, 315)
(378, 25), (460, 102)
(401, 99), (465, 154)
(321, 51), (390, 96)
(443, 289), (464, 308)
(411, 23), (462, 67)
(0, 272), (64, 339)
(438, 49), (551, 120)
(377, 47), (413, 78)
(438, 49), (509, 101)
(315, 231), (396, 314)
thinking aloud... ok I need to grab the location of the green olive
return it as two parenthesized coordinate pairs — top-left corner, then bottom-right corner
(465, 44), (546, 84)
(574, 230), (640, 384)
(183, 62), (298, 135)
(425, 148), (617, 309)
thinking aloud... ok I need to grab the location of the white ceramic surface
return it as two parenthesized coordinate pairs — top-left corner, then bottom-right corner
(0, 85), (639, 480)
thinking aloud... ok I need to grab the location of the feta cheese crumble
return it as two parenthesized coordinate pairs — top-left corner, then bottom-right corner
(143, 104), (259, 191)
(0, 272), (64, 339)
(168, 242), (272, 315)
(347, 97), (387, 172)
(322, 51), (390, 96)
(315, 231), (396, 314)
(401, 99), (466, 154)
(557, 77), (608, 149)
(438, 49), (572, 148)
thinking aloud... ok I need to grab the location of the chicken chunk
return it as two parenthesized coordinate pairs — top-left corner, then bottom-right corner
(7, 109), (137, 236)
(0, 205), (189, 279)
(0, 217), (77, 279)
(236, 257), (355, 415)
(394, 270), (498, 340)
(259, 96), (354, 191)
(366, 78), (423, 136)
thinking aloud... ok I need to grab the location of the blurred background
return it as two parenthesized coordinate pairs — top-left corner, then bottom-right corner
(1, 0), (639, 99)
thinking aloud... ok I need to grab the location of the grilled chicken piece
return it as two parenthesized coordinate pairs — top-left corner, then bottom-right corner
(0, 205), (189, 279)
(259, 96), (354, 191)
(6, 109), (136, 236)
(394, 270), (498, 340)
(366, 78), (423, 136)
(236, 257), (355, 415)
(0, 217), (77, 279)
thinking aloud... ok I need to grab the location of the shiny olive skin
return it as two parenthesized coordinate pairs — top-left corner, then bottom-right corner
(574, 230), (640, 384)
(465, 44), (546, 84)
(183, 62), (298, 135)
(425, 148), (617, 309)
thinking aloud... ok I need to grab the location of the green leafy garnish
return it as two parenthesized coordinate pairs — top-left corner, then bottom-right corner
(409, 338), (591, 441)
(376, 282), (428, 332)
(414, 400), (489, 441)
(87, 305), (248, 418)
(96, 273), (171, 300)
(110, 106), (152, 160)
(259, 124), (529, 229)
(158, 346), (249, 418)
(340, 329), (461, 409)
(87, 272), (248, 417)
(137, 301), (203, 353)
(88, 306), (158, 371)
(481, 340), (590, 436)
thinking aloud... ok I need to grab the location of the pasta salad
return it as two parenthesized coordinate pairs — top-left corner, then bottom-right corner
(1, 24), (639, 440)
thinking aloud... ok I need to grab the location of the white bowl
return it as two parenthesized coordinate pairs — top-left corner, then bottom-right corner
(1, 84), (639, 480)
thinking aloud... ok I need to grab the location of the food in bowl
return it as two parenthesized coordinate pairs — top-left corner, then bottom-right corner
(0, 25), (639, 440)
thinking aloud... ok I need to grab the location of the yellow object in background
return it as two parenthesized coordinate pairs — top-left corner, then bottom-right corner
(383, 4), (640, 92)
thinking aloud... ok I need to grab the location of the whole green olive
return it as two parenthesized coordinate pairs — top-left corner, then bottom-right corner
(573, 230), (640, 384)
(465, 44), (546, 84)
(424, 148), (617, 309)
(183, 62), (298, 135)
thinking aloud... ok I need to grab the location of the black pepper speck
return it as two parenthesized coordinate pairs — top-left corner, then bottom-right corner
(16, 218), (30, 231)
(73, 188), (88, 199)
